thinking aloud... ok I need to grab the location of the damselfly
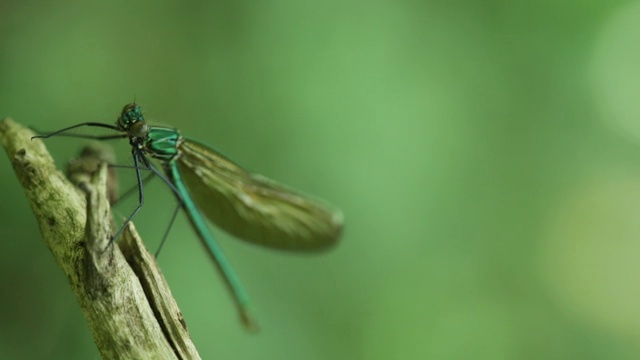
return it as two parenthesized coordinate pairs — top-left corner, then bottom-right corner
(34, 104), (343, 328)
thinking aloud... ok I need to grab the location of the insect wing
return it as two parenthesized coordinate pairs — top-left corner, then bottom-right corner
(176, 139), (343, 251)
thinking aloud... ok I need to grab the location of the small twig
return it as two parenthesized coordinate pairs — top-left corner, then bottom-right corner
(0, 118), (201, 360)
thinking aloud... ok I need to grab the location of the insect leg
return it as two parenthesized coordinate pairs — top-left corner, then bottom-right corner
(154, 203), (182, 258)
(106, 149), (146, 249)
(31, 122), (123, 140)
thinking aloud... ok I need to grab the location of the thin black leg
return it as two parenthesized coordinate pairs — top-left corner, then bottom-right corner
(109, 162), (183, 204)
(136, 155), (184, 204)
(113, 171), (156, 206)
(31, 122), (122, 140)
(40, 133), (128, 140)
(132, 154), (186, 259)
(155, 202), (182, 258)
(107, 150), (146, 248)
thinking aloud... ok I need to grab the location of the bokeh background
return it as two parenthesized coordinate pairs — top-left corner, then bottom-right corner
(1, 1), (640, 359)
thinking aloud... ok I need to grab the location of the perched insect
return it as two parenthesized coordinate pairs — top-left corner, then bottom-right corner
(34, 104), (344, 328)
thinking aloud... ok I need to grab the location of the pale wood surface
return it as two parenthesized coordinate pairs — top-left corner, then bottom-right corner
(0, 118), (201, 360)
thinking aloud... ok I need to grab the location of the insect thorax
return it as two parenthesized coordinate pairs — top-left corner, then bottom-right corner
(144, 126), (182, 161)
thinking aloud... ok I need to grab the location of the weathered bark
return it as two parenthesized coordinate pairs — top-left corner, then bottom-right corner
(0, 118), (201, 360)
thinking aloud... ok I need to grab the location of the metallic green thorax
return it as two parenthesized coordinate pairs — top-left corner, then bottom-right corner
(144, 127), (181, 161)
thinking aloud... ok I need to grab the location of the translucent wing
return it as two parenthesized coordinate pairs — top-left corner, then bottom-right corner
(174, 139), (343, 251)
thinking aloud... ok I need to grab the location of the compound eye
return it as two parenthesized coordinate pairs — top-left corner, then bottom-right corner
(130, 121), (149, 138)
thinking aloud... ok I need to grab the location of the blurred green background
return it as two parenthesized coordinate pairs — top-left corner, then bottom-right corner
(2, 1), (640, 359)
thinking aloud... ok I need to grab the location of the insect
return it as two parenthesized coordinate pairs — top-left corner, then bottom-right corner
(34, 103), (344, 328)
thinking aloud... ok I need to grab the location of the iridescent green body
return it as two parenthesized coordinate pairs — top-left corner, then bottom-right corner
(116, 104), (343, 327)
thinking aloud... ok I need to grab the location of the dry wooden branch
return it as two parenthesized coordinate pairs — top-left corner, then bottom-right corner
(0, 118), (201, 360)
